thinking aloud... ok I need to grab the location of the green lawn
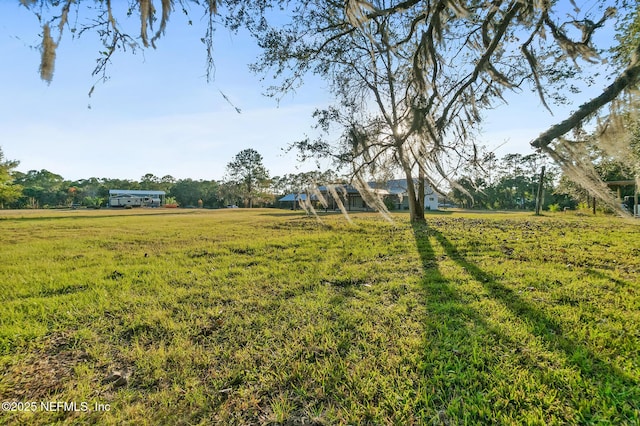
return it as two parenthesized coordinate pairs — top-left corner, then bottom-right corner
(0, 208), (638, 425)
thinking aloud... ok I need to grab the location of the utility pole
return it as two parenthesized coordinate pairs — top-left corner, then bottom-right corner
(635, 181), (638, 217)
(535, 166), (545, 216)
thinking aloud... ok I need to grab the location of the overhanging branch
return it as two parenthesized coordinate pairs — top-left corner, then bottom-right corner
(530, 42), (640, 150)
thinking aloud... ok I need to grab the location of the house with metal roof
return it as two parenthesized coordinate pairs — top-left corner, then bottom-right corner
(279, 179), (440, 212)
(277, 193), (318, 210)
(108, 190), (165, 208)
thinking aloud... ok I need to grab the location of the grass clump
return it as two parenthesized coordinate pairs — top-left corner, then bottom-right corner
(0, 208), (638, 424)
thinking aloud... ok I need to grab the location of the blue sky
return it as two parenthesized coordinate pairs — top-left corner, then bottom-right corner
(0, 2), (619, 182)
(0, 3), (334, 181)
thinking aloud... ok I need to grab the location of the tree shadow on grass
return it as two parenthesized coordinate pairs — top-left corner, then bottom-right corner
(412, 222), (639, 424)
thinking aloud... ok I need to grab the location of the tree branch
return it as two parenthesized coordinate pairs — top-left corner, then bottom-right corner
(530, 42), (640, 149)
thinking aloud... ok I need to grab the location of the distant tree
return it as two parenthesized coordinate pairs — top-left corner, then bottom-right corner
(157, 175), (174, 193)
(199, 180), (224, 208)
(449, 176), (485, 209)
(70, 177), (100, 203)
(224, 149), (270, 208)
(169, 178), (223, 208)
(494, 154), (543, 209)
(218, 181), (242, 207)
(140, 173), (162, 190)
(14, 169), (66, 208)
(271, 170), (343, 196)
(0, 147), (22, 208)
(450, 152), (561, 210)
(169, 179), (200, 207)
(555, 138), (638, 209)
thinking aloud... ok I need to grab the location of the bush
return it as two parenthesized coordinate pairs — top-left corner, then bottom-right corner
(577, 202), (589, 211)
(383, 198), (397, 211)
(548, 203), (561, 212)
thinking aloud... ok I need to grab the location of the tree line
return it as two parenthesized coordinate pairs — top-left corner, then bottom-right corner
(400, 148), (637, 213)
(1, 146), (635, 212)
(450, 143), (638, 212)
(0, 147), (341, 210)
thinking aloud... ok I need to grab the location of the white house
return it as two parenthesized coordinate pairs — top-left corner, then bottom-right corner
(279, 179), (440, 212)
(382, 179), (440, 211)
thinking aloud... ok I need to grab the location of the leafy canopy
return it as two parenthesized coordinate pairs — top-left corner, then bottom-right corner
(224, 148), (270, 207)
(0, 147), (22, 208)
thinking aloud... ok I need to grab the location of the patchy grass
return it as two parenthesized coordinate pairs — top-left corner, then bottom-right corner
(0, 209), (638, 424)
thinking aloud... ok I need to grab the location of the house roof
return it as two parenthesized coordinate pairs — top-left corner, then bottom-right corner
(284, 180), (441, 199)
(278, 193), (318, 202)
(109, 189), (166, 196)
(316, 185), (360, 194)
(319, 180), (438, 196)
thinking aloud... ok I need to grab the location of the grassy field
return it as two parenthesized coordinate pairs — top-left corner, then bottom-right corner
(0, 208), (638, 425)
